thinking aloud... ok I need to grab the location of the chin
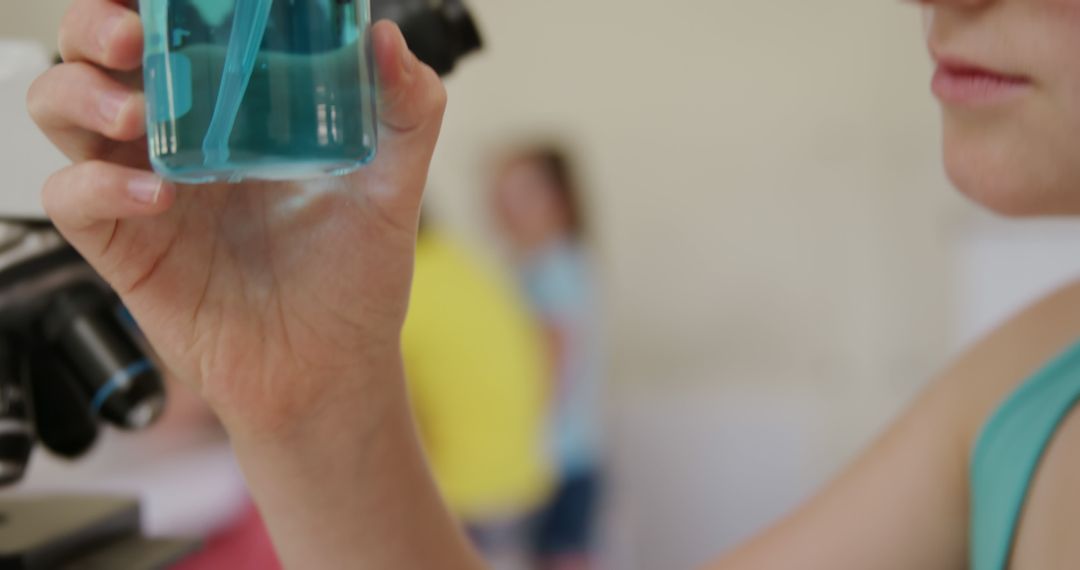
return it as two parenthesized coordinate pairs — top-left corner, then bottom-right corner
(943, 122), (1080, 218)
(947, 159), (1044, 217)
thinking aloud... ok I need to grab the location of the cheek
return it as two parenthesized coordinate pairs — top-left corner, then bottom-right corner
(493, 188), (540, 236)
(1046, 0), (1080, 14)
(492, 201), (514, 233)
(492, 190), (522, 233)
(1042, 1), (1080, 92)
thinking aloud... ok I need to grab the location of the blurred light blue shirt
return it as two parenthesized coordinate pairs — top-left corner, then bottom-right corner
(521, 240), (605, 477)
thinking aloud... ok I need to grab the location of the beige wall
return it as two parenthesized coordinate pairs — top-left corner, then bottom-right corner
(0, 1), (66, 46)
(430, 0), (965, 423)
(425, 4), (969, 564)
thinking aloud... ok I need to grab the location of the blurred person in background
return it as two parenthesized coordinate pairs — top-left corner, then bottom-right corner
(491, 146), (606, 570)
(403, 220), (554, 569)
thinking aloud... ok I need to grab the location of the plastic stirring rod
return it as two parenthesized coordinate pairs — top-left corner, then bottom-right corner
(202, 0), (274, 167)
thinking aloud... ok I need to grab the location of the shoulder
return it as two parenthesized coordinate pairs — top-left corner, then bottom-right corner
(705, 282), (1080, 570)
(942, 284), (1080, 568)
(936, 280), (1080, 450)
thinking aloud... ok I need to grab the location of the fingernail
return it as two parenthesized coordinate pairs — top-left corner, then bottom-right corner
(99, 13), (125, 53)
(129, 174), (167, 204)
(99, 91), (130, 124)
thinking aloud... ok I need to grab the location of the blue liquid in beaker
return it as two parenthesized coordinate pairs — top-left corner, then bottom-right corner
(140, 0), (378, 184)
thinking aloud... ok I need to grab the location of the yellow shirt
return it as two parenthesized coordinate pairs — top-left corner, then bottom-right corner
(403, 233), (553, 520)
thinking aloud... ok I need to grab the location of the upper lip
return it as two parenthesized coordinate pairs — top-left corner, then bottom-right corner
(930, 49), (1030, 83)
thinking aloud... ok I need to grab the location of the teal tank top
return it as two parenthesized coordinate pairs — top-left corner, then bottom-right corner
(971, 341), (1080, 570)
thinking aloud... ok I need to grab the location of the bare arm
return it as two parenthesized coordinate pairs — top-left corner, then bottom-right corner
(225, 355), (483, 569)
(707, 281), (1080, 570)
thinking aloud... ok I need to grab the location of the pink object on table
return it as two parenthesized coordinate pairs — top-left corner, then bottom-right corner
(172, 502), (281, 570)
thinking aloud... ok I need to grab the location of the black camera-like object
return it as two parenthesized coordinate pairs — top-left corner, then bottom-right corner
(373, 0), (483, 76)
(0, 226), (166, 485)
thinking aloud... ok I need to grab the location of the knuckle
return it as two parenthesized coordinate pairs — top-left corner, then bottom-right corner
(24, 74), (48, 124)
(24, 65), (74, 125)
(26, 64), (89, 126)
(43, 161), (113, 221)
(41, 167), (73, 218)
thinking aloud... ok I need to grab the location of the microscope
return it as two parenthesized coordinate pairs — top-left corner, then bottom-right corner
(0, 2), (480, 568)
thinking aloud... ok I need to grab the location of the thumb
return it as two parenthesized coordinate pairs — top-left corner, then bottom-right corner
(364, 21), (448, 207)
(374, 21), (447, 135)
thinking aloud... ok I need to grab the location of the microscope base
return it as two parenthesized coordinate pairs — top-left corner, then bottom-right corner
(0, 495), (200, 570)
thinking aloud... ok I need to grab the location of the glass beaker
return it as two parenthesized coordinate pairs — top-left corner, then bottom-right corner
(139, 0), (378, 184)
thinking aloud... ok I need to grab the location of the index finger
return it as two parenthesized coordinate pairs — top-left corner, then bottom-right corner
(58, 0), (143, 72)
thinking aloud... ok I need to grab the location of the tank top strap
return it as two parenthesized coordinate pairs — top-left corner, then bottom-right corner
(971, 340), (1080, 570)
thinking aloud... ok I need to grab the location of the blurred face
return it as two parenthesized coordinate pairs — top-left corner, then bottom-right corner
(490, 158), (571, 252)
(922, 0), (1080, 215)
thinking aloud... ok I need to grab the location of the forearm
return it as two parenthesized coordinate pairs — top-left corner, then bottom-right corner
(223, 353), (485, 570)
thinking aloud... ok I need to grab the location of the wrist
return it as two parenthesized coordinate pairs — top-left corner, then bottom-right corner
(208, 346), (409, 447)
(214, 346), (481, 570)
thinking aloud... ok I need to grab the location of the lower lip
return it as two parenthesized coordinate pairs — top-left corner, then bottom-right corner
(931, 66), (1031, 106)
